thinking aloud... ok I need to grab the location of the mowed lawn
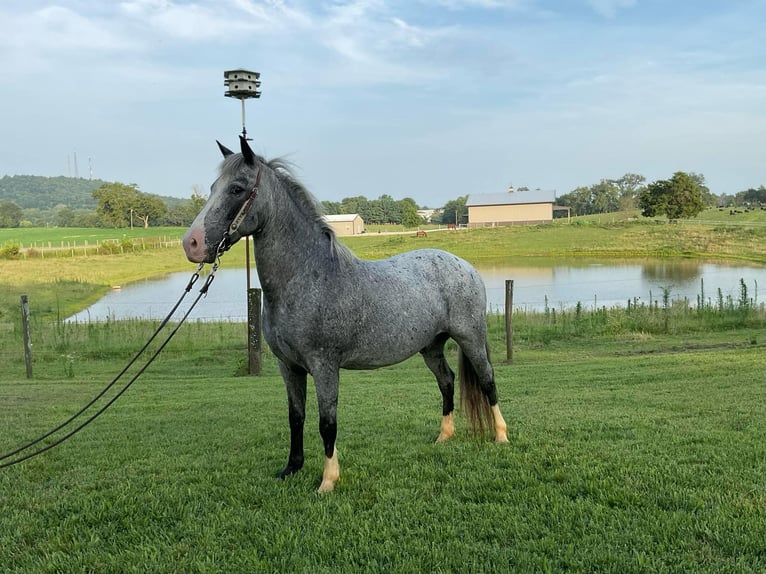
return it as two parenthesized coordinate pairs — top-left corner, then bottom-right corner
(1, 327), (765, 573)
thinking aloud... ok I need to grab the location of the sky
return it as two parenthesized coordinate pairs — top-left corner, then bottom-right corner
(1, 0), (764, 208)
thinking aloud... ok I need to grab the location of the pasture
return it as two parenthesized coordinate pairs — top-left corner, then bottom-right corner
(1, 316), (766, 572)
(1, 218), (766, 571)
(0, 226), (184, 248)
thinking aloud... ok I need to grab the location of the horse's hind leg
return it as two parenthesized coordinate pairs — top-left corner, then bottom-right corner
(313, 366), (340, 493)
(421, 335), (456, 442)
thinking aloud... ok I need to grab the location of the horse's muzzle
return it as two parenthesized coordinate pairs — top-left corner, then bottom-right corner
(183, 227), (213, 263)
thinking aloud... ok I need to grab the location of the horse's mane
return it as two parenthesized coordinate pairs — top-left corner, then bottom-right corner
(222, 153), (356, 265)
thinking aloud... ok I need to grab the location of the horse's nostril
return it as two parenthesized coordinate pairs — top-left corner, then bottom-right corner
(190, 237), (198, 248)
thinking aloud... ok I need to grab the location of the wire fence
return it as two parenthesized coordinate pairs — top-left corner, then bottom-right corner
(2, 236), (183, 259)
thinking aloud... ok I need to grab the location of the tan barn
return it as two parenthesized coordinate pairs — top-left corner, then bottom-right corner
(466, 190), (558, 227)
(325, 213), (365, 236)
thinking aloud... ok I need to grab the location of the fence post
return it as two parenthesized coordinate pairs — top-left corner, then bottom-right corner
(20, 295), (33, 378)
(247, 288), (262, 375)
(505, 279), (514, 363)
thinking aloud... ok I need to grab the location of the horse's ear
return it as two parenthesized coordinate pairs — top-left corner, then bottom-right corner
(240, 136), (255, 166)
(217, 141), (234, 157)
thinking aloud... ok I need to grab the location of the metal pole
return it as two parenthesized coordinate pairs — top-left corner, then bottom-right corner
(241, 98), (247, 140)
(241, 97), (255, 371)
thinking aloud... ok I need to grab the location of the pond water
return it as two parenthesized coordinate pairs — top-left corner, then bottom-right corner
(66, 258), (766, 322)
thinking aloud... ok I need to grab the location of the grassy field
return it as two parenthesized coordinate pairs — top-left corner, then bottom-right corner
(1, 316), (765, 572)
(0, 226), (184, 248)
(1, 216), (766, 571)
(346, 218), (766, 263)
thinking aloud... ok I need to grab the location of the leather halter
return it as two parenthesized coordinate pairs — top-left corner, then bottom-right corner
(227, 162), (263, 238)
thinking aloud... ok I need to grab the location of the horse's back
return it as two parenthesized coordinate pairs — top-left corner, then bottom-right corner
(369, 248), (486, 308)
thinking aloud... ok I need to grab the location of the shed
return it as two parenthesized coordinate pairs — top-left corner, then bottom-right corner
(324, 213), (365, 236)
(466, 190), (557, 227)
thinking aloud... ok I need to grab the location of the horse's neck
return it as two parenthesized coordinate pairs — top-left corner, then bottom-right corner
(252, 190), (333, 297)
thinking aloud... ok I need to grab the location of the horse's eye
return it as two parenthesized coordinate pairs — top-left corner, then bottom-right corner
(230, 184), (245, 195)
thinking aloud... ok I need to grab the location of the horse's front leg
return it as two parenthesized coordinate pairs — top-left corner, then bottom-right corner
(314, 367), (340, 493)
(277, 361), (307, 479)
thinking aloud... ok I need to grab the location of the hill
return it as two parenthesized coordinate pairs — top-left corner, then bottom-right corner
(0, 175), (107, 210)
(0, 175), (187, 212)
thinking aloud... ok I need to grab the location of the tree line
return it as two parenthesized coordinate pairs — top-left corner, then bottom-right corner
(1, 171), (765, 229)
(321, 195), (426, 226)
(556, 172), (765, 219)
(556, 172), (715, 218)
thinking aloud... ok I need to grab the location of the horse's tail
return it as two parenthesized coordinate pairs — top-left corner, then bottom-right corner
(458, 345), (494, 435)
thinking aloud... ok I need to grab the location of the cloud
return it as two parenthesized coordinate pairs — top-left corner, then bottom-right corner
(586, 0), (637, 19)
(0, 5), (141, 71)
(430, 0), (527, 9)
(118, 0), (267, 39)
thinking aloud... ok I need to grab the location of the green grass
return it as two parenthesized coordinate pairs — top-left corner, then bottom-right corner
(0, 226), (184, 247)
(1, 319), (765, 572)
(343, 219), (766, 263)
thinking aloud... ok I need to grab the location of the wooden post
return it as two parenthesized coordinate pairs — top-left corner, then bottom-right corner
(247, 288), (262, 375)
(20, 295), (32, 378)
(505, 280), (514, 364)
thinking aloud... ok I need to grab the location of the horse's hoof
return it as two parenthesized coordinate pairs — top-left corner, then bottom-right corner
(318, 479), (336, 493)
(436, 413), (455, 442)
(277, 465), (302, 480)
(318, 450), (339, 493)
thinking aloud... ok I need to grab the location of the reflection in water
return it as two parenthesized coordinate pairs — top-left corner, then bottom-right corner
(641, 260), (702, 283)
(66, 258), (766, 322)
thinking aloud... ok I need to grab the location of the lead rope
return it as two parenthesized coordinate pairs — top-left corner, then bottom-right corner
(0, 258), (222, 469)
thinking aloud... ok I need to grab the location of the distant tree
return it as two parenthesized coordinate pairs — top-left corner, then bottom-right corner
(441, 196), (468, 225)
(557, 174), (646, 215)
(366, 200), (385, 224)
(638, 172), (705, 219)
(740, 185), (766, 206)
(557, 186), (592, 216)
(639, 180), (669, 218)
(687, 172), (716, 207)
(321, 201), (342, 215)
(0, 201), (22, 227)
(378, 194), (400, 224)
(94, 182), (140, 227)
(93, 183), (169, 228)
(717, 193), (736, 208)
(401, 203), (422, 228)
(590, 180), (620, 214)
(55, 207), (76, 227)
(74, 212), (105, 227)
(132, 194), (168, 228)
(611, 173), (646, 211)
(340, 196), (367, 216)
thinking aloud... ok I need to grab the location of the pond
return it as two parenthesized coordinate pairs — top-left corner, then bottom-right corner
(66, 258), (766, 322)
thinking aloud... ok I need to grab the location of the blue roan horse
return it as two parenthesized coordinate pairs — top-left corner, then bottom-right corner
(183, 137), (508, 492)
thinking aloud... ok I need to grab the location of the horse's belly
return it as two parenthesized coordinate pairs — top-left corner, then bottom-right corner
(339, 324), (438, 369)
